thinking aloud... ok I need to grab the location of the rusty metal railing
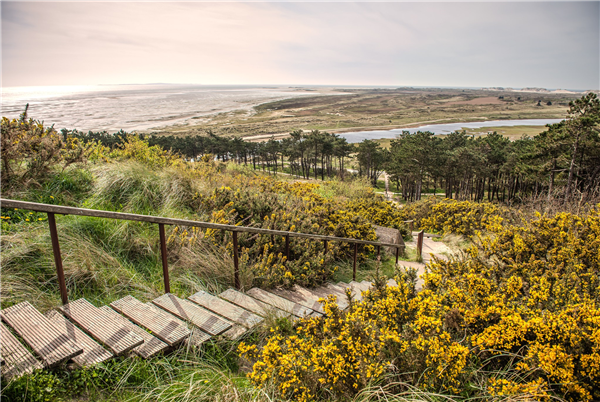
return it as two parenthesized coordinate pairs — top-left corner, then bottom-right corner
(1, 199), (406, 305)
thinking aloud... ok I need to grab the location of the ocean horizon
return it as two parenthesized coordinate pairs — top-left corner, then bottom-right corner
(1, 84), (315, 132)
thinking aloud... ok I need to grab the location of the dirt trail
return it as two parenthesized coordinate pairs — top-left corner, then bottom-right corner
(399, 236), (455, 290)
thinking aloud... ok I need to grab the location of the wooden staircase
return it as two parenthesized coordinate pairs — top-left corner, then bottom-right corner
(0, 280), (394, 380)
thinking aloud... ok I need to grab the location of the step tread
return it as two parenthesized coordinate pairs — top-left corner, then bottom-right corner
(188, 291), (263, 328)
(60, 299), (143, 356)
(110, 296), (190, 346)
(45, 310), (113, 367)
(0, 322), (43, 379)
(219, 289), (290, 319)
(220, 324), (248, 340)
(246, 288), (314, 317)
(261, 288), (325, 314)
(152, 293), (231, 336)
(2, 301), (83, 367)
(303, 285), (350, 310)
(98, 306), (170, 358)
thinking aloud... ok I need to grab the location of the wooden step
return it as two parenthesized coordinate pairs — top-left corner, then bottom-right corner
(321, 283), (354, 301)
(303, 286), (350, 310)
(60, 299), (143, 356)
(329, 283), (360, 303)
(354, 281), (372, 292)
(110, 296), (190, 346)
(1, 301), (83, 367)
(98, 306), (170, 358)
(219, 289), (290, 319)
(220, 324), (249, 340)
(387, 278), (398, 287)
(270, 287), (325, 314)
(46, 310), (113, 367)
(346, 282), (365, 301)
(0, 322), (43, 379)
(152, 294), (231, 336)
(188, 291), (264, 328)
(142, 303), (210, 347)
(246, 288), (315, 317)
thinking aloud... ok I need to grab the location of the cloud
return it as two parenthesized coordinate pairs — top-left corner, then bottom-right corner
(2, 1), (598, 89)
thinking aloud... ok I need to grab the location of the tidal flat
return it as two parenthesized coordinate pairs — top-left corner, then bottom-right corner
(147, 87), (583, 139)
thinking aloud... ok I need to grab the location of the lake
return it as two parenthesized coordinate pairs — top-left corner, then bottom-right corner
(339, 119), (563, 143)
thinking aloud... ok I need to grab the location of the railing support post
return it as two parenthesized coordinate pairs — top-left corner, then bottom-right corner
(353, 243), (358, 281)
(417, 230), (424, 261)
(323, 240), (328, 253)
(395, 246), (400, 264)
(232, 231), (240, 289)
(377, 245), (381, 261)
(47, 213), (68, 305)
(285, 234), (290, 261)
(158, 223), (170, 294)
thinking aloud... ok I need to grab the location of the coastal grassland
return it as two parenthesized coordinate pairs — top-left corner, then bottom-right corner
(3, 118), (598, 402)
(147, 88), (580, 139)
(1, 135), (413, 401)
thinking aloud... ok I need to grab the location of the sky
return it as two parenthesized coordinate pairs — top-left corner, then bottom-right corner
(2, 1), (599, 90)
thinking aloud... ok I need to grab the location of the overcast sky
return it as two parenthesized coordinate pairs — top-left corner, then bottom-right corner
(2, 1), (599, 90)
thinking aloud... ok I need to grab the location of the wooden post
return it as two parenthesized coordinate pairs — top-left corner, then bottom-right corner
(323, 240), (328, 253)
(353, 243), (358, 281)
(285, 234), (290, 261)
(377, 245), (381, 261)
(158, 223), (170, 294)
(47, 213), (68, 305)
(395, 246), (399, 264)
(232, 231), (240, 289)
(417, 230), (424, 260)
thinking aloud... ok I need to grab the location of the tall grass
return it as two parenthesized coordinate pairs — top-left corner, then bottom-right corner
(1, 343), (281, 402)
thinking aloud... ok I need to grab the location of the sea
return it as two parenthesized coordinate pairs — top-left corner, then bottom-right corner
(1, 84), (315, 132)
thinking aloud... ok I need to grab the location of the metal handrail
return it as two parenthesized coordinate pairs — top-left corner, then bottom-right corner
(1, 198), (405, 304)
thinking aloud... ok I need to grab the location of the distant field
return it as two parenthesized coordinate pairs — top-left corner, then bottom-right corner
(461, 124), (547, 139)
(145, 87), (579, 139)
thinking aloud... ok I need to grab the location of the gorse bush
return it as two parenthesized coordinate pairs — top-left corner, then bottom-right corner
(189, 178), (382, 288)
(240, 206), (600, 401)
(1, 115), (91, 189)
(398, 198), (510, 236)
(109, 135), (182, 168)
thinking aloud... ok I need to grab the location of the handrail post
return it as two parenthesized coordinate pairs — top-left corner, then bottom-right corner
(395, 246), (399, 264)
(232, 231), (240, 289)
(377, 245), (381, 261)
(417, 230), (424, 260)
(285, 234), (290, 261)
(47, 213), (68, 305)
(353, 243), (358, 281)
(323, 240), (328, 253)
(158, 223), (170, 294)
